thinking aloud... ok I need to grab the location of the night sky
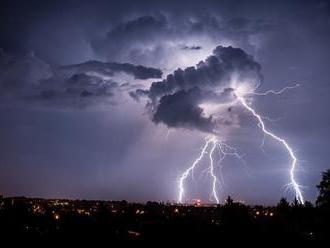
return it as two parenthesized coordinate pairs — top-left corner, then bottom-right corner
(1, 0), (329, 205)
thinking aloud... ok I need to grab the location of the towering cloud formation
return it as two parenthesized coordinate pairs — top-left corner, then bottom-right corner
(133, 46), (262, 133)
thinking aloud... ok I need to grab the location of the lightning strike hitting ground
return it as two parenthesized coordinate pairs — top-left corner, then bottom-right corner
(236, 87), (304, 204)
(178, 136), (244, 204)
(209, 139), (219, 203)
(177, 84), (304, 205)
(178, 136), (222, 203)
(178, 137), (213, 203)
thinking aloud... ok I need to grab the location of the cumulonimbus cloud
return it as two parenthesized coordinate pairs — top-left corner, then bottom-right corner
(132, 45), (262, 133)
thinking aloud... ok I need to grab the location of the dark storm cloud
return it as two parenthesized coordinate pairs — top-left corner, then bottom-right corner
(148, 46), (261, 99)
(90, 13), (275, 68)
(224, 17), (274, 34)
(153, 88), (214, 132)
(134, 45), (262, 132)
(0, 51), (162, 108)
(64, 60), (162, 80)
(153, 87), (237, 132)
(181, 45), (202, 50)
(91, 14), (170, 66)
(34, 73), (119, 108)
(0, 1), (277, 69)
(104, 15), (167, 40)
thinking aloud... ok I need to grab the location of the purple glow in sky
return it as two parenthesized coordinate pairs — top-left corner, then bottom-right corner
(0, 0), (330, 205)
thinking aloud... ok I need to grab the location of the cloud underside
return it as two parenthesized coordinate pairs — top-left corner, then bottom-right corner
(133, 45), (262, 133)
(91, 14), (273, 69)
(0, 52), (162, 108)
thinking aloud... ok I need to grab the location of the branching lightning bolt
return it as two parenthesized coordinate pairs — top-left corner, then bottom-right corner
(217, 141), (248, 179)
(209, 139), (219, 203)
(248, 84), (300, 96)
(178, 137), (213, 203)
(177, 83), (304, 205)
(178, 136), (222, 204)
(178, 136), (244, 204)
(236, 87), (304, 204)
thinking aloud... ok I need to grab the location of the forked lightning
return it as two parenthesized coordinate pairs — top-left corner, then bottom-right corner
(178, 83), (304, 204)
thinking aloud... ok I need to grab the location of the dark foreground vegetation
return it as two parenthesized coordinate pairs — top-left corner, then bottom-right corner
(1, 169), (329, 244)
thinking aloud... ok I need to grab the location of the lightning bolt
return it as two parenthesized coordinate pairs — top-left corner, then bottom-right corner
(177, 83), (304, 205)
(217, 141), (248, 179)
(209, 139), (219, 203)
(178, 137), (212, 203)
(178, 136), (245, 204)
(178, 136), (222, 203)
(236, 90), (304, 204)
(248, 84), (300, 96)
